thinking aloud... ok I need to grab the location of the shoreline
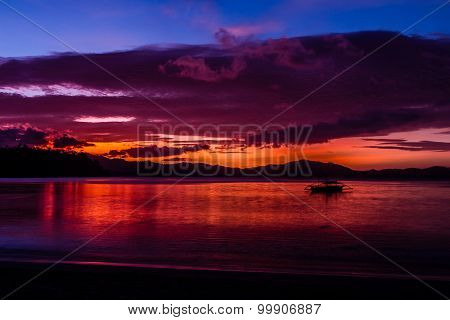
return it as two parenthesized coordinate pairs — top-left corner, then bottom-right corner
(1, 261), (448, 299)
(1, 176), (450, 183)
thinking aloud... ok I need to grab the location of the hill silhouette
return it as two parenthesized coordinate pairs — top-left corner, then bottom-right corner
(0, 147), (104, 177)
(1, 147), (449, 179)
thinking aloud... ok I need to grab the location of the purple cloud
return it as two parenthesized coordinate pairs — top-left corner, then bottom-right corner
(0, 31), (449, 145)
(0, 126), (48, 147)
(53, 134), (95, 149)
(160, 55), (246, 82)
(0, 125), (93, 150)
(248, 107), (450, 145)
(362, 139), (450, 152)
(105, 144), (210, 158)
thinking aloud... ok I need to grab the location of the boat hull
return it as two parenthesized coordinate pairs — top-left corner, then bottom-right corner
(309, 186), (344, 193)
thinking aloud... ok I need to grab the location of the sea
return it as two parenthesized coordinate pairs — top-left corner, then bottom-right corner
(0, 178), (449, 280)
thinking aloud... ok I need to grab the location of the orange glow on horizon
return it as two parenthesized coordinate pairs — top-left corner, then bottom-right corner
(81, 128), (450, 170)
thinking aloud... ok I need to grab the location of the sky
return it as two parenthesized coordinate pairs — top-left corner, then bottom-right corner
(1, 0), (449, 57)
(1, 0), (450, 169)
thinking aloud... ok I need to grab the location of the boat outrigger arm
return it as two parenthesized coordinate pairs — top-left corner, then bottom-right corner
(304, 180), (353, 192)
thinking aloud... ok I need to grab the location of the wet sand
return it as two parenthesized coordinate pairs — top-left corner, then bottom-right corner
(1, 262), (448, 299)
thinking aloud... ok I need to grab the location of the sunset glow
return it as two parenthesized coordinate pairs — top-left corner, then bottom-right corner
(1, 0), (449, 170)
(1, 0), (450, 304)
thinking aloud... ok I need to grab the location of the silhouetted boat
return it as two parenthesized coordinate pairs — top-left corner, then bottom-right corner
(305, 180), (352, 193)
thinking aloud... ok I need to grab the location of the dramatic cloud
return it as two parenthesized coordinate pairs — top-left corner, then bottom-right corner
(0, 125), (94, 150)
(248, 106), (450, 145)
(105, 144), (210, 158)
(362, 139), (450, 152)
(1, 31), (450, 145)
(0, 126), (48, 147)
(159, 30), (362, 82)
(103, 149), (126, 158)
(53, 134), (95, 149)
(241, 37), (319, 69)
(215, 28), (240, 48)
(160, 55), (246, 82)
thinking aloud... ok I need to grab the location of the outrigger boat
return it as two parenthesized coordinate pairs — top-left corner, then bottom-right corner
(305, 180), (353, 193)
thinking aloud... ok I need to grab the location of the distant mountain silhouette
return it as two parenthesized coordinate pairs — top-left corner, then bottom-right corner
(1, 147), (449, 179)
(360, 166), (450, 180)
(95, 154), (450, 180)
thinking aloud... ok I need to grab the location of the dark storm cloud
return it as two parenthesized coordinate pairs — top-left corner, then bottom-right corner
(248, 106), (450, 145)
(159, 55), (247, 82)
(0, 126), (48, 147)
(0, 126), (92, 149)
(1, 31), (450, 143)
(105, 144), (210, 158)
(305, 107), (446, 144)
(159, 30), (354, 81)
(53, 134), (95, 149)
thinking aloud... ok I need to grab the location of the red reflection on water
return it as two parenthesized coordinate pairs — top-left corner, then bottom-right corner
(4, 179), (450, 277)
(41, 182), (55, 220)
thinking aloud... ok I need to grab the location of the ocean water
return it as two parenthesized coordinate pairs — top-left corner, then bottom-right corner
(0, 178), (449, 280)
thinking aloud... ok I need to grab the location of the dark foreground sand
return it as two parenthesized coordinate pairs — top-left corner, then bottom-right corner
(1, 262), (448, 299)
